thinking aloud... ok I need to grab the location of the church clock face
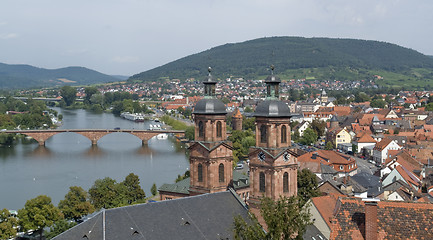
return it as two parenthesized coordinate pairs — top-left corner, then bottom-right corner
(283, 152), (290, 162)
(258, 151), (266, 162)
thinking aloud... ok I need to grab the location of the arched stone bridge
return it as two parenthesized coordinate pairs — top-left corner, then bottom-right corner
(4, 129), (185, 146)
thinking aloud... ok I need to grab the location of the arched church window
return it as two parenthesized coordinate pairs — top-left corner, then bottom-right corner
(216, 121), (222, 138)
(260, 125), (267, 143)
(281, 125), (287, 143)
(219, 163), (224, 182)
(198, 164), (203, 182)
(198, 121), (204, 138)
(283, 172), (289, 192)
(259, 172), (265, 192)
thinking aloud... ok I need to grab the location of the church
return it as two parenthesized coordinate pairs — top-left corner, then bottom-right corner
(159, 66), (300, 216)
(53, 67), (300, 239)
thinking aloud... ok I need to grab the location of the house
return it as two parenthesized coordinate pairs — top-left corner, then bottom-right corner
(53, 190), (250, 240)
(352, 131), (376, 154)
(372, 138), (402, 166)
(380, 150), (423, 179)
(292, 121), (310, 136)
(298, 150), (358, 178)
(382, 165), (422, 191)
(326, 127), (352, 148)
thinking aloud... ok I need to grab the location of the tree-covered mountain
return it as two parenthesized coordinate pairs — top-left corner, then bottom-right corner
(0, 63), (119, 89)
(129, 37), (433, 88)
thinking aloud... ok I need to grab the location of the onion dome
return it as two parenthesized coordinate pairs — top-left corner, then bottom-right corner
(193, 67), (226, 115)
(255, 65), (290, 117)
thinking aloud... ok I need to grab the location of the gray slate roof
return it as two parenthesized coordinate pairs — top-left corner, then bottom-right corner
(53, 191), (249, 240)
(193, 98), (226, 115)
(255, 100), (291, 117)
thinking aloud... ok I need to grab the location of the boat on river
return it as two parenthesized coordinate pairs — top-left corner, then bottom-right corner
(120, 112), (145, 122)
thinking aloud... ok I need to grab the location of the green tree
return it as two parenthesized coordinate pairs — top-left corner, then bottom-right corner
(242, 116), (255, 131)
(151, 183), (157, 196)
(234, 196), (312, 240)
(84, 87), (99, 105)
(324, 141), (334, 150)
(297, 169), (321, 205)
(175, 170), (190, 183)
(0, 208), (18, 240)
(300, 128), (317, 146)
(185, 126), (195, 140)
(122, 173), (146, 204)
(60, 86), (77, 106)
(370, 99), (386, 108)
(310, 119), (326, 137)
(58, 186), (95, 222)
(18, 195), (63, 240)
(88, 177), (127, 209)
(44, 219), (77, 239)
(244, 106), (253, 113)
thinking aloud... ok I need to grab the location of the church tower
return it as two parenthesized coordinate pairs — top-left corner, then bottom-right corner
(188, 68), (233, 196)
(232, 108), (243, 131)
(248, 66), (298, 219)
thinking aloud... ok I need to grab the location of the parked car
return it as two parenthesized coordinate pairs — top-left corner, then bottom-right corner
(236, 163), (244, 170)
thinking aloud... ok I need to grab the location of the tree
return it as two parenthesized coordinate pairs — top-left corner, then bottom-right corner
(297, 169), (321, 205)
(44, 219), (77, 239)
(370, 99), (386, 108)
(58, 186), (95, 222)
(84, 87), (99, 105)
(151, 183), (157, 196)
(122, 173), (146, 204)
(0, 208), (18, 240)
(325, 141), (334, 150)
(18, 195), (63, 240)
(242, 116), (255, 131)
(88, 177), (127, 209)
(300, 128), (317, 146)
(234, 196), (312, 240)
(60, 86), (77, 106)
(185, 126), (195, 140)
(310, 119), (326, 137)
(175, 170), (190, 183)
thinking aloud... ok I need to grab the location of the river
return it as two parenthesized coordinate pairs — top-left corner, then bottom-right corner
(0, 108), (189, 210)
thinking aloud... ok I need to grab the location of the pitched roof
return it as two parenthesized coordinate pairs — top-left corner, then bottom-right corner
(356, 132), (377, 143)
(328, 197), (433, 239)
(159, 178), (190, 195)
(373, 138), (394, 151)
(54, 191), (249, 240)
(311, 194), (340, 228)
(298, 150), (355, 165)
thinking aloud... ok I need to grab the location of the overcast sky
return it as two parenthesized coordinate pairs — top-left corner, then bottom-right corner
(0, 0), (432, 76)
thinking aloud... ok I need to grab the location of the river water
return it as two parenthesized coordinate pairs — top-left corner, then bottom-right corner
(0, 108), (189, 210)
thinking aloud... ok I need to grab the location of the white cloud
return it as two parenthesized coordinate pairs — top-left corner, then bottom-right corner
(0, 33), (17, 39)
(111, 56), (140, 63)
(0, 21), (7, 26)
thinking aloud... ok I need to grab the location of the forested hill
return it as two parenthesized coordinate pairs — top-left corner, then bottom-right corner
(129, 37), (433, 84)
(0, 63), (119, 89)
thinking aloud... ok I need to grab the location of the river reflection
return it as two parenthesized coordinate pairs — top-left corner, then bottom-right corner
(0, 108), (189, 210)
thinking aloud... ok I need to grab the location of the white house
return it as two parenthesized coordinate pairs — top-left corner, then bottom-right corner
(372, 138), (402, 165)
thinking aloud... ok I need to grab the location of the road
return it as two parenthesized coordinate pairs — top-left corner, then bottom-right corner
(354, 156), (378, 175)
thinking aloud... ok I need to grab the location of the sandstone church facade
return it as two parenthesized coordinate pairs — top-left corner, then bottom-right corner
(159, 67), (299, 211)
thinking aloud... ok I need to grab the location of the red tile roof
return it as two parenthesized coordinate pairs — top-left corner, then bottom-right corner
(327, 197), (433, 239)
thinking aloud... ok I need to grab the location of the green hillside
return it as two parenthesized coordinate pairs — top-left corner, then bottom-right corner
(129, 37), (433, 89)
(0, 63), (119, 89)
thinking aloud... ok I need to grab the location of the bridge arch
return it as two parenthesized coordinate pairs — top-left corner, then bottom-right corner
(7, 129), (185, 146)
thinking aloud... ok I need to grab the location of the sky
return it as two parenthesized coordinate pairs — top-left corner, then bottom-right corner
(0, 0), (432, 76)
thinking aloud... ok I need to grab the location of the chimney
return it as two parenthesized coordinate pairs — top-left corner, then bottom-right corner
(364, 200), (379, 240)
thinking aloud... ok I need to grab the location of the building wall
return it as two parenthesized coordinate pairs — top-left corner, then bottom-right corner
(309, 201), (332, 239)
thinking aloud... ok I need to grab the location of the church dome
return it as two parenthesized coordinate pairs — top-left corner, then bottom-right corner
(193, 98), (226, 115)
(254, 100), (291, 117)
